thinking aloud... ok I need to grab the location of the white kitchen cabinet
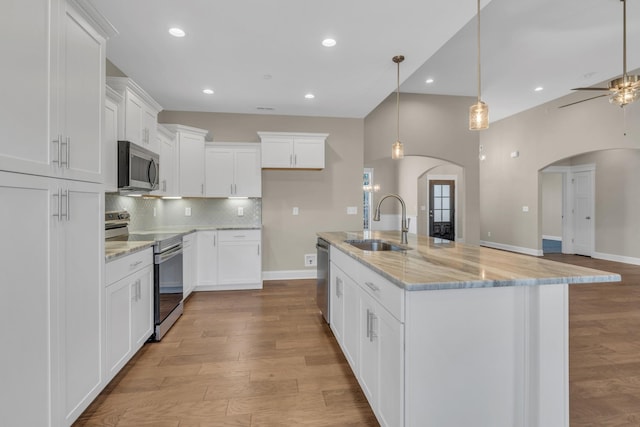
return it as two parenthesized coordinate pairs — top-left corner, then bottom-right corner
(258, 132), (328, 169)
(183, 232), (197, 298)
(103, 86), (122, 192)
(0, 171), (104, 427)
(106, 77), (163, 154)
(218, 230), (262, 288)
(197, 230), (219, 290)
(196, 229), (262, 290)
(1, 0), (110, 182)
(163, 124), (208, 197)
(329, 247), (404, 427)
(105, 248), (153, 382)
(205, 143), (261, 197)
(153, 124), (178, 196)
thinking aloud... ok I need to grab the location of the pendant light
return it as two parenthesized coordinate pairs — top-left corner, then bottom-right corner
(392, 55), (405, 159)
(610, 0), (640, 106)
(469, 0), (489, 130)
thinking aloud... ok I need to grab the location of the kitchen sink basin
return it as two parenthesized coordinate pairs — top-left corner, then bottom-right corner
(345, 239), (410, 252)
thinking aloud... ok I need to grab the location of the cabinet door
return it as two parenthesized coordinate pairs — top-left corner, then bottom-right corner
(260, 136), (293, 168)
(104, 95), (119, 192)
(217, 231), (261, 286)
(196, 231), (218, 288)
(105, 275), (133, 382)
(154, 130), (177, 196)
(376, 306), (404, 427)
(234, 148), (262, 197)
(131, 265), (154, 350)
(293, 137), (325, 169)
(124, 90), (144, 145)
(57, 180), (104, 425)
(0, 172), (55, 427)
(56, 1), (104, 182)
(0, 0), (55, 177)
(183, 233), (197, 298)
(342, 274), (360, 371)
(143, 106), (158, 153)
(359, 291), (380, 405)
(329, 263), (345, 344)
(205, 148), (234, 197)
(179, 133), (205, 197)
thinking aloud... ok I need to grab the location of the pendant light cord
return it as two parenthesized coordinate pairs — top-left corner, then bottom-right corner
(477, 0), (482, 102)
(396, 60), (400, 142)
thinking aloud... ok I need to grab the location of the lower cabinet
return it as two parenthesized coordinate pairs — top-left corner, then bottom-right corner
(196, 229), (262, 291)
(183, 232), (197, 298)
(330, 247), (404, 427)
(105, 248), (154, 383)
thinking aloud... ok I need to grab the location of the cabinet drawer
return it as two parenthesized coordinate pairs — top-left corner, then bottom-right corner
(106, 248), (153, 285)
(358, 264), (404, 322)
(218, 229), (261, 242)
(330, 247), (360, 283)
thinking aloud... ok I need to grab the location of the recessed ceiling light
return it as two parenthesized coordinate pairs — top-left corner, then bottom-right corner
(168, 27), (185, 37)
(202, 89), (214, 95)
(305, 93), (315, 99)
(425, 78), (434, 84)
(534, 86), (544, 92)
(322, 38), (336, 47)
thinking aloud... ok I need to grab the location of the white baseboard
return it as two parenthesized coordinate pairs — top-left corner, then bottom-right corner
(195, 283), (262, 291)
(542, 235), (562, 241)
(592, 251), (640, 266)
(262, 269), (317, 280)
(480, 240), (543, 257)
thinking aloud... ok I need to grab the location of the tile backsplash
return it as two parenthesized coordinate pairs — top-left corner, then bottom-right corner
(106, 194), (261, 231)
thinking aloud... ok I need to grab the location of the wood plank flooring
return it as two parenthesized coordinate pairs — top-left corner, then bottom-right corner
(76, 256), (640, 426)
(75, 280), (378, 426)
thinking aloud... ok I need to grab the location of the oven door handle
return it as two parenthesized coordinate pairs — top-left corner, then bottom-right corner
(155, 245), (183, 264)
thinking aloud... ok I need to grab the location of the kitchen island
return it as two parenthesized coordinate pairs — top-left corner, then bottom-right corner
(318, 231), (620, 427)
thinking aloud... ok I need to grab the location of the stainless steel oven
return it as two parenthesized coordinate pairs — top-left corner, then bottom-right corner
(153, 234), (184, 340)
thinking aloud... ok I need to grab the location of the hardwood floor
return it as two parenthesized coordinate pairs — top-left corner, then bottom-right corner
(544, 254), (640, 426)
(76, 256), (640, 426)
(75, 280), (378, 426)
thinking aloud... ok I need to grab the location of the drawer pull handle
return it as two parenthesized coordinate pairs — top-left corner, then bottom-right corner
(130, 260), (143, 269)
(365, 281), (380, 292)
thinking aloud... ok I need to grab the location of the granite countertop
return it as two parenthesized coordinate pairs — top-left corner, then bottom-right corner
(105, 226), (262, 261)
(318, 231), (621, 291)
(105, 241), (154, 261)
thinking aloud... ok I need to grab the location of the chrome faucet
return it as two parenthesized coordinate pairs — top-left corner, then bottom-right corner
(373, 193), (409, 244)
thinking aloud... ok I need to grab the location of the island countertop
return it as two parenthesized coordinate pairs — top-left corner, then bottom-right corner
(318, 230), (621, 291)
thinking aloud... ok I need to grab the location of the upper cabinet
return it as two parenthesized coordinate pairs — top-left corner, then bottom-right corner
(103, 86), (122, 192)
(0, 0), (113, 183)
(163, 124), (208, 197)
(258, 132), (328, 169)
(205, 143), (262, 198)
(106, 77), (163, 154)
(153, 124), (178, 196)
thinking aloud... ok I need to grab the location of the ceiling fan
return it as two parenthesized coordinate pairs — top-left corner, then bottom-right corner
(560, 0), (640, 109)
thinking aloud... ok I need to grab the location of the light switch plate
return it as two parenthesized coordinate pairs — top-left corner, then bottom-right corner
(292, 207), (299, 215)
(185, 207), (192, 216)
(347, 206), (357, 215)
(522, 206), (529, 212)
(237, 207), (244, 216)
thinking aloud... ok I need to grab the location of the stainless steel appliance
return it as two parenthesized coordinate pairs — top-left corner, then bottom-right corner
(316, 238), (330, 323)
(117, 141), (159, 192)
(105, 211), (183, 341)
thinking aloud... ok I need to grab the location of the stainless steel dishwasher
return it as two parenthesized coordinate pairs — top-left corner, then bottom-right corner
(316, 238), (330, 323)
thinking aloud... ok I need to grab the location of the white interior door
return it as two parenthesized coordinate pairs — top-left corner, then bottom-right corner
(572, 170), (594, 256)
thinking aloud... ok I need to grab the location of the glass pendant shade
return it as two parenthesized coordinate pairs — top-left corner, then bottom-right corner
(609, 85), (640, 106)
(392, 140), (404, 159)
(469, 101), (489, 130)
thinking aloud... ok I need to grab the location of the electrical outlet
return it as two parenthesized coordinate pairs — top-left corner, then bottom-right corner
(237, 207), (244, 216)
(292, 207), (299, 215)
(153, 207), (157, 217)
(185, 207), (192, 216)
(522, 206), (529, 212)
(304, 254), (317, 267)
(488, 231), (491, 237)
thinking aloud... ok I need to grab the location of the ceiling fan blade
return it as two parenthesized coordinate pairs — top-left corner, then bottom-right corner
(571, 87), (611, 91)
(558, 94), (609, 109)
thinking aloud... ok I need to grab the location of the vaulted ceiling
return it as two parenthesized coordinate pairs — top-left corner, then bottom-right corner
(91, 0), (640, 123)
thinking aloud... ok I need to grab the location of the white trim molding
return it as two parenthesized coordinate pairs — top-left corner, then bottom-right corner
(480, 240), (543, 257)
(262, 270), (317, 281)
(592, 251), (640, 266)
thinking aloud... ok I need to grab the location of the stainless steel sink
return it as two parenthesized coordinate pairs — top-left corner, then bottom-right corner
(345, 239), (410, 252)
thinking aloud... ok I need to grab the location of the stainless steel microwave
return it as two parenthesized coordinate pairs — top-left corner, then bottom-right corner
(118, 141), (159, 192)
